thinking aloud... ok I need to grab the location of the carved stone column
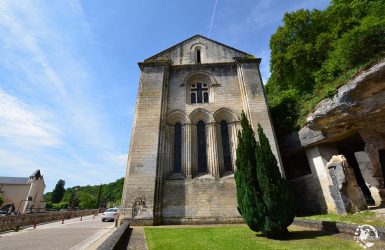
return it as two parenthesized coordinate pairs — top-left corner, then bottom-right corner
(191, 123), (197, 177)
(207, 122), (220, 178)
(217, 124), (224, 177)
(230, 121), (239, 172)
(168, 125), (175, 177)
(184, 123), (192, 179)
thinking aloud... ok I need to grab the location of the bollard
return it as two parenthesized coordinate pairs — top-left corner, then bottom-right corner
(80, 215), (82, 221)
(93, 213), (95, 219)
(62, 217), (64, 224)
(33, 220), (37, 229)
(114, 215), (120, 227)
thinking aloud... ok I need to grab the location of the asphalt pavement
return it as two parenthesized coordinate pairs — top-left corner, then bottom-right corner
(0, 214), (116, 250)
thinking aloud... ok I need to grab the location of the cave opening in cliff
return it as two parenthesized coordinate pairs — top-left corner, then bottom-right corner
(283, 151), (312, 180)
(336, 133), (375, 206)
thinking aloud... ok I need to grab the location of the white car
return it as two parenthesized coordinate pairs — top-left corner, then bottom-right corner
(101, 208), (120, 222)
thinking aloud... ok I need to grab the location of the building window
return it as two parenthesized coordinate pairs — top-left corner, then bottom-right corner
(196, 49), (201, 64)
(191, 92), (196, 104)
(197, 120), (208, 173)
(173, 122), (182, 173)
(191, 83), (208, 104)
(221, 120), (232, 172)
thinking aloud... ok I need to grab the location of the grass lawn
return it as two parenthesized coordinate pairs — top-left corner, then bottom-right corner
(301, 211), (385, 228)
(145, 225), (361, 250)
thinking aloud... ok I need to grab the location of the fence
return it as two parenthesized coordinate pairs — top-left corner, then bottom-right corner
(0, 209), (98, 232)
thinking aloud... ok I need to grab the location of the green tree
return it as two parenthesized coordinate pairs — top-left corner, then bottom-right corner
(78, 193), (97, 209)
(44, 178), (124, 209)
(51, 179), (65, 203)
(68, 188), (79, 209)
(96, 184), (103, 208)
(235, 112), (294, 238)
(52, 201), (69, 210)
(0, 194), (3, 207)
(267, 0), (385, 138)
(255, 124), (294, 237)
(234, 111), (266, 232)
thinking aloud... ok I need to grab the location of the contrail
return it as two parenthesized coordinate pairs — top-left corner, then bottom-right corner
(208, 0), (218, 38)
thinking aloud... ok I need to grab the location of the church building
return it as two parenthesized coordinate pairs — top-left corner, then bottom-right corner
(122, 35), (282, 225)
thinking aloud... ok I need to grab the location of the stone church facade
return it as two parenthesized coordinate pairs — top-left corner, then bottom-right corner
(122, 35), (282, 225)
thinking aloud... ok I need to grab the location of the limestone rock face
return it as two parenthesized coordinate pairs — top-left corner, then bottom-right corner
(326, 155), (367, 213)
(307, 60), (385, 137)
(281, 60), (385, 214)
(354, 151), (382, 206)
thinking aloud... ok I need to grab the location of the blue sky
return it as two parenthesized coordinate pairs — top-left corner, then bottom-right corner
(0, 0), (330, 192)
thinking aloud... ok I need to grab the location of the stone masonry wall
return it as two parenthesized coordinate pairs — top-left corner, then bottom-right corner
(147, 35), (247, 65)
(288, 174), (323, 215)
(236, 60), (283, 172)
(167, 65), (243, 118)
(161, 176), (242, 224)
(122, 64), (168, 220)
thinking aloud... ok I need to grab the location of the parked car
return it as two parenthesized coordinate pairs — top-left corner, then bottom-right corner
(101, 208), (120, 222)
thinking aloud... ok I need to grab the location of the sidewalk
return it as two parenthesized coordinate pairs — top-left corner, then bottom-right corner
(127, 227), (148, 250)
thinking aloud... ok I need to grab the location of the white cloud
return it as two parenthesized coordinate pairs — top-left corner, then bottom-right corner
(0, 88), (62, 147)
(0, 1), (127, 190)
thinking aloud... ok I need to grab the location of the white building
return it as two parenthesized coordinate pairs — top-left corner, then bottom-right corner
(0, 170), (46, 213)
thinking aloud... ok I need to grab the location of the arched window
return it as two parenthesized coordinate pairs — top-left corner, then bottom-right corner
(190, 83), (209, 104)
(173, 123), (182, 173)
(220, 120), (232, 172)
(197, 120), (207, 173)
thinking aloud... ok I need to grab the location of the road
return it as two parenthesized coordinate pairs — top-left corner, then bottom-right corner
(0, 214), (116, 250)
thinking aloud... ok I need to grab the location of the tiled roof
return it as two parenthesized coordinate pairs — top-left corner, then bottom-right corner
(0, 177), (29, 185)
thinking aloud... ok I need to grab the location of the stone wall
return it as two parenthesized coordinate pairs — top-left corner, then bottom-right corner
(0, 210), (98, 232)
(121, 62), (169, 222)
(288, 174), (323, 215)
(146, 35), (247, 65)
(161, 176), (242, 224)
(167, 65), (242, 116)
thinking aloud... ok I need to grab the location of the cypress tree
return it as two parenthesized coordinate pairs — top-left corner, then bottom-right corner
(234, 111), (266, 232)
(51, 179), (65, 203)
(255, 124), (294, 238)
(235, 112), (294, 238)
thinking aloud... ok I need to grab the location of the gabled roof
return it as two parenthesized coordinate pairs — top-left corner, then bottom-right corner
(145, 34), (249, 61)
(0, 177), (29, 185)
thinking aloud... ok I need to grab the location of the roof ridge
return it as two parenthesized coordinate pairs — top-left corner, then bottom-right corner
(144, 34), (249, 62)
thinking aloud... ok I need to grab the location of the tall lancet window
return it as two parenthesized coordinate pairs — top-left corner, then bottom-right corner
(197, 120), (208, 173)
(196, 49), (201, 64)
(221, 120), (232, 172)
(190, 83), (209, 104)
(173, 122), (182, 173)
